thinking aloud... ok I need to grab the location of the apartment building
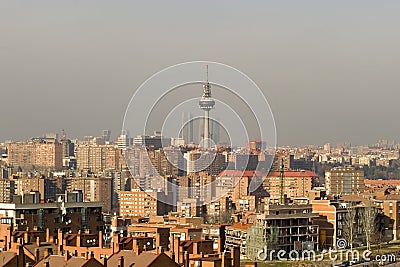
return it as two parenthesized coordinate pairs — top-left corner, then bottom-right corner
(325, 166), (365, 195)
(119, 189), (171, 217)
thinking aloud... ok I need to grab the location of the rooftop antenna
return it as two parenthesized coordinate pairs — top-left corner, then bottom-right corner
(206, 64), (209, 83)
(60, 129), (67, 141)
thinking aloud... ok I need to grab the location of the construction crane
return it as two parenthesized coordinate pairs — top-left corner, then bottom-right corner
(279, 158), (285, 205)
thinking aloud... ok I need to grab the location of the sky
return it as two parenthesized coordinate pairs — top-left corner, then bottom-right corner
(0, 1), (399, 146)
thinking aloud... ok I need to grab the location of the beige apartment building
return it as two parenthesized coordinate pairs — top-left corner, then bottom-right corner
(65, 177), (112, 212)
(264, 170), (318, 200)
(119, 189), (171, 218)
(75, 144), (121, 173)
(7, 140), (63, 171)
(325, 166), (365, 195)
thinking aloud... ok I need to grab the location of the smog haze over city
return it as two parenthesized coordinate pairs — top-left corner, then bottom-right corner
(3, 2), (400, 267)
(1, 1), (399, 146)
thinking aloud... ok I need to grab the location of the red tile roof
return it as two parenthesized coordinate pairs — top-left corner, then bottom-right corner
(217, 170), (266, 177)
(227, 223), (252, 231)
(268, 170), (318, 178)
(376, 194), (400, 201)
(365, 179), (400, 186)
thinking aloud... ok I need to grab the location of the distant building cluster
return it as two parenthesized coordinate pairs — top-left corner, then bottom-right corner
(1, 132), (400, 265)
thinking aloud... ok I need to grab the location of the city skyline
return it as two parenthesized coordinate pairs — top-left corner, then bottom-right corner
(1, 2), (400, 266)
(1, 1), (400, 145)
(1, 128), (400, 148)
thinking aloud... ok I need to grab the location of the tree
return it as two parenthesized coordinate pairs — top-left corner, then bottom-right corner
(246, 221), (267, 260)
(361, 202), (377, 250)
(246, 222), (279, 261)
(343, 203), (357, 250)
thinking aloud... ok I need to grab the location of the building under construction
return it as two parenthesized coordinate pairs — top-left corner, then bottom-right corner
(245, 203), (320, 259)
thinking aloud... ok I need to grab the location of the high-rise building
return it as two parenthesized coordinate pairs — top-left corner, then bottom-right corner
(0, 178), (14, 203)
(184, 150), (227, 175)
(66, 177), (113, 212)
(246, 139), (266, 153)
(13, 177), (45, 200)
(133, 132), (171, 149)
(7, 139), (63, 171)
(177, 197), (203, 217)
(210, 119), (220, 145)
(0, 191), (104, 236)
(264, 170), (318, 200)
(181, 112), (194, 144)
(75, 144), (121, 173)
(148, 148), (185, 177)
(325, 166), (365, 195)
(324, 143), (331, 153)
(231, 153), (259, 171)
(60, 139), (75, 158)
(102, 130), (112, 142)
(117, 131), (131, 150)
(119, 189), (171, 217)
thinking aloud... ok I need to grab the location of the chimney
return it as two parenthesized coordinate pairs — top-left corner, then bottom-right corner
(98, 231), (103, 248)
(86, 251), (90, 260)
(184, 251), (189, 267)
(46, 228), (50, 243)
(132, 238), (138, 255)
(24, 230), (29, 244)
(64, 251), (71, 262)
(43, 248), (49, 259)
(36, 237), (40, 247)
(90, 251), (95, 259)
(217, 237), (223, 253)
(231, 247), (240, 267)
(57, 229), (63, 246)
(58, 244), (63, 256)
(221, 251), (229, 267)
(18, 244), (24, 255)
(193, 242), (199, 256)
(112, 233), (119, 253)
(44, 261), (49, 267)
(44, 247), (53, 258)
(18, 245), (25, 267)
(174, 235), (181, 264)
(155, 233), (161, 248)
(118, 256), (124, 267)
(76, 230), (81, 247)
(35, 248), (40, 261)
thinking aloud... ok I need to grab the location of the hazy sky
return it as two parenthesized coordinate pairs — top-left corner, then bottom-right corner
(0, 1), (399, 146)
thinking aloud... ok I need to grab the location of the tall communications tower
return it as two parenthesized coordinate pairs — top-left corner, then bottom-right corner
(199, 65), (215, 148)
